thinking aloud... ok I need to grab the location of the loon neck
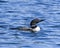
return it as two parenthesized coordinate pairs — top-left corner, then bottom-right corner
(31, 25), (37, 29)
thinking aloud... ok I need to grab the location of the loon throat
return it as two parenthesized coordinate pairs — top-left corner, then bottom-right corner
(32, 26), (40, 32)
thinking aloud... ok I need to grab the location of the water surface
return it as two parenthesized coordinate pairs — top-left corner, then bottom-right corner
(0, 0), (60, 48)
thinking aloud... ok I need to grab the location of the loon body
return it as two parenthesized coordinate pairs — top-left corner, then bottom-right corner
(10, 18), (44, 32)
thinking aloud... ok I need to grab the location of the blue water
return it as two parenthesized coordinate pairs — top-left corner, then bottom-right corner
(0, 0), (60, 48)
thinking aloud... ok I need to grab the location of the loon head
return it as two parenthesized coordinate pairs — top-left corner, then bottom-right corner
(30, 18), (44, 26)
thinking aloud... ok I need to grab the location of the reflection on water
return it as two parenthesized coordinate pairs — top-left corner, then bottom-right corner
(0, 0), (60, 48)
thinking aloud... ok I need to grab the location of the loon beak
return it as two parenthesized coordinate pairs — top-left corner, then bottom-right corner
(39, 19), (45, 22)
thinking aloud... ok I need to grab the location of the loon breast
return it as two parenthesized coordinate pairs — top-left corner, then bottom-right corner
(32, 26), (40, 32)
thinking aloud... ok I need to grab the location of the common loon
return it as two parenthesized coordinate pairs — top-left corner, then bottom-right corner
(10, 18), (44, 32)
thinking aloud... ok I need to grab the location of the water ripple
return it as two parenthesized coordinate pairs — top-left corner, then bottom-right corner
(0, 0), (8, 3)
(0, 0), (60, 48)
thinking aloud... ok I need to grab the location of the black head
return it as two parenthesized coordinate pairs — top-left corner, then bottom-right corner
(30, 18), (44, 26)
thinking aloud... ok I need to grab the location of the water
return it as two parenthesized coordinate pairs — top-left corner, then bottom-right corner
(0, 0), (60, 48)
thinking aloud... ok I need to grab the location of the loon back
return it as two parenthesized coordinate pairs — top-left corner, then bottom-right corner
(10, 27), (32, 31)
